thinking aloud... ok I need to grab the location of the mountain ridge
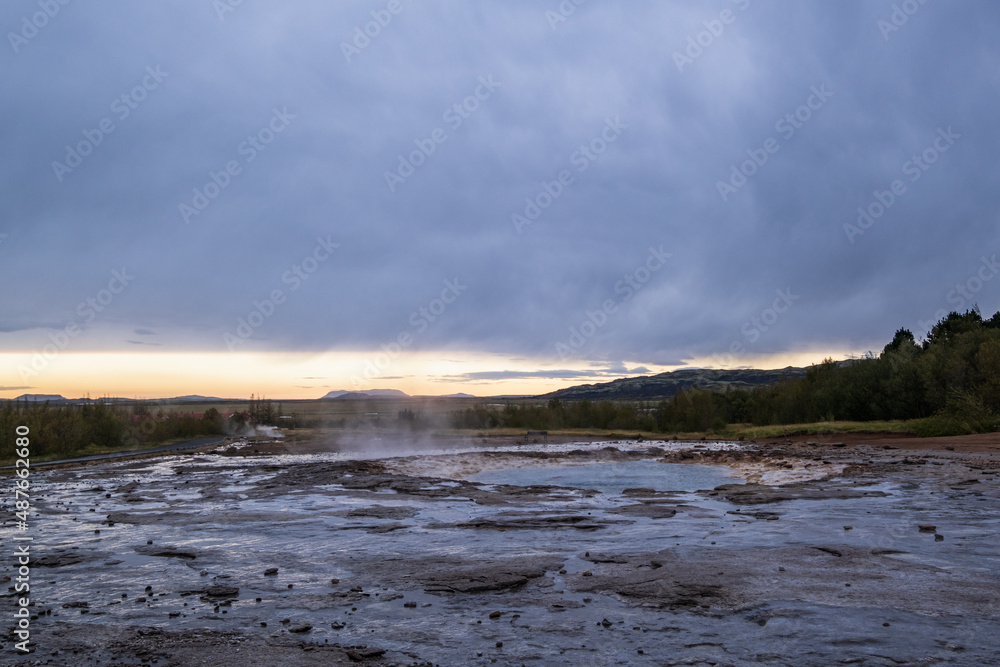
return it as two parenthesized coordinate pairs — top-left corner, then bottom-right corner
(541, 366), (808, 401)
(320, 389), (410, 400)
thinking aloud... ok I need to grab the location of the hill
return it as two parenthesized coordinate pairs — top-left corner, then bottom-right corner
(542, 367), (807, 401)
(162, 395), (227, 403)
(14, 394), (67, 402)
(320, 389), (410, 400)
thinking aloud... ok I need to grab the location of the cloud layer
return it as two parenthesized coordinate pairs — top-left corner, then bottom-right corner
(3, 0), (999, 372)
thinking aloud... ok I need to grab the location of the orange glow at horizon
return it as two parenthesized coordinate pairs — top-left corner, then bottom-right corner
(0, 347), (856, 400)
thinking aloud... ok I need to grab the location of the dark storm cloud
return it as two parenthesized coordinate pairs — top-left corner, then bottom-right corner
(3, 0), (999, 368)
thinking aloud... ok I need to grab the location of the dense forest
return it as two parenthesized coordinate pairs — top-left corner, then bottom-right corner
(454, 309), (1000, 437)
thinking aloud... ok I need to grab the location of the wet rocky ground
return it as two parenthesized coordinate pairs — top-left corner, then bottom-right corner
(2, 437), (999, 665)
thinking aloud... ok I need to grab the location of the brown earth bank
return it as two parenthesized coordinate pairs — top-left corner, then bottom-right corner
(755, 430), (1000, 453)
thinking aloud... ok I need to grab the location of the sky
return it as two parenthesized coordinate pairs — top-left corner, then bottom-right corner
(2, 0), (999, 399)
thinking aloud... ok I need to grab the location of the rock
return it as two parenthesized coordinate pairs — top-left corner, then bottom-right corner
(582, 570), (593, 577)
(403, 601), (417, 608)
(813, 547), (842, 558)
(34, 553), (87, 568)
(135, 545), (197, 560)
(289, 624), (312, 633)
(709, 483), (889, 505)
(264, 567), (278, 576)
(204, 586), (239, 598)
(935, 534), (944, 541)
(330, 578), (340, 584)
(844, 526), (853, 531)
(334, 505), (418, 520)
(440, 513), (620, 531)
(422, 558), (557, 594)
(582, 553), (629, 564)
(346, 647), (385, 661)
(611, 503), (678, 519)
(489, 611), (501, 619)
(62, 601), (88, 609)
(918, 524), (937, 533)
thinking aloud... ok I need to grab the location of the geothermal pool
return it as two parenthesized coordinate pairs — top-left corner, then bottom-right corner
(5, 440), (999, 665)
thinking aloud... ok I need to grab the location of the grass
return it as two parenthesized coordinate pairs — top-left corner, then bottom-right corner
(0, 435), (224, 468)
(717, 420), (922, 440)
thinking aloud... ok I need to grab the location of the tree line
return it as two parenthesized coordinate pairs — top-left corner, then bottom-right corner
(0, 393), (289, 461)
(453, 309), (1000, 436)
(0, 400), (226, 461)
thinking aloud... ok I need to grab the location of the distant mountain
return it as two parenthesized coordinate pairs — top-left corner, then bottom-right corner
(13, 393), (67, 402)
(165, 395), (226, 402)
(321, 389), (410, 400)
(440, 392), (476, 398)
(542, 366), (807, 401)
(8, 394), (234, 404)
